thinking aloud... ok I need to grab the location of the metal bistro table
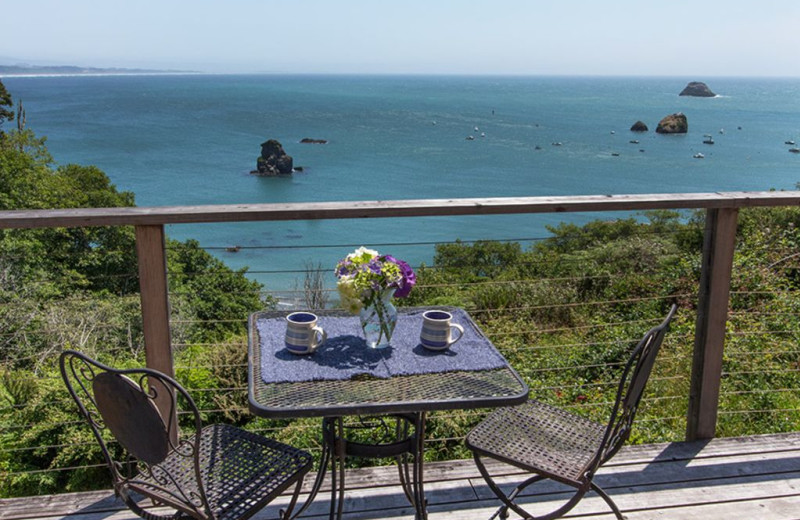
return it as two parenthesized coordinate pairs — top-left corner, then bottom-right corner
(247, 307), (528, 520)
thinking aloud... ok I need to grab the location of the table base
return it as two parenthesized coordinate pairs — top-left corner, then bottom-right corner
(285, 413), (428, 520)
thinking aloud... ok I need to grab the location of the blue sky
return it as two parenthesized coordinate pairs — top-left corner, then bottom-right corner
(1, 0), (799, 76)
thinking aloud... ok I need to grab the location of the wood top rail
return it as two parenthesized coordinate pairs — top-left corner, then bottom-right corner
(0, 191), (798, 229)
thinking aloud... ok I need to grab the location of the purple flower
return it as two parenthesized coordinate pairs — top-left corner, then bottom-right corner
(386, 255), (416, 298)
(367, 258), (383, 274)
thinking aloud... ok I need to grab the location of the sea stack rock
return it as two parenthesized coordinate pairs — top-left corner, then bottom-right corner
(630, 121), (649, 132)
(656, 113), (688, 134)
(252, 139), (293, 176)
(679, 82), (716, 97)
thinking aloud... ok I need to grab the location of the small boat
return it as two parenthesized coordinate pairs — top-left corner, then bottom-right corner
(719, 129), (725, 134)
(480, 132), (486, 138)
(226, 245), (241, 253)
(789, 148), (800, 154)
(610, 130), (616, 134)
(785, 140), (796, 145)
(629, 140), (639, 144)
(693, 153), (705, 159)
(611, 152), (620, 156)
(474, 126), (479, 132)
(465, 135), (475, 141)
(703, 138), (715, 145)
(552, 142), (562, 146)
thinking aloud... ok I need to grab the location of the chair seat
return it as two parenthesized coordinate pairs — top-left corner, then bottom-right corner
(466, 400), (605, 485)
(131, 423), (312, 520)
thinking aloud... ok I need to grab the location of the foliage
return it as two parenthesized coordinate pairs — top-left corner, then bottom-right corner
(434, 239), (522, 279)
(0, 79), (13, 134)
(1, 129), (138, 296)
(174, 339), (250, 426)
(0, 371), (110, 496)
(167, 239), (270, 342)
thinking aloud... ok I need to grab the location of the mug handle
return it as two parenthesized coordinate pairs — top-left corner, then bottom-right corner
(309, 326), (327, 352)
(449, 323), (465, 345)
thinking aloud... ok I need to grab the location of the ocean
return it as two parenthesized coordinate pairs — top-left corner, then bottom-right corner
(3, 74), (799, 293)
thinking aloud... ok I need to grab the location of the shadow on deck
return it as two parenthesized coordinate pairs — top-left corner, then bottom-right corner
(2, 433), (799, 520)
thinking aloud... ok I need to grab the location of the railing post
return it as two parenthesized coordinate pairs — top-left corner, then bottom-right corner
(135, 224), (177, 439)
(686, 207), (739, 441)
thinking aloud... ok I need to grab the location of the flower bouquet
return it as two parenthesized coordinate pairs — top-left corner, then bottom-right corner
(335, 247), (416, 348)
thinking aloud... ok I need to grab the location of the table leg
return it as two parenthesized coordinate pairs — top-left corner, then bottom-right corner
(412, 412), (428, 520)
(295, 414), (429, 520)
(283, 417), (334, 520)
(394, 413), (428, 519)
(333, 417), (346, 520)
(396, 417), (414, 505)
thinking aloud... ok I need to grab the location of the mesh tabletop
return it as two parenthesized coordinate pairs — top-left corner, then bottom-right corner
(248, 308), (529, 418)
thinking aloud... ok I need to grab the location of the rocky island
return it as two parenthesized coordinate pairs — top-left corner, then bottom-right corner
(656, 113), (688, 134)
(679, 82), (717, 97)
(630, 121), (649, 132)
(252, 139), (293, 176)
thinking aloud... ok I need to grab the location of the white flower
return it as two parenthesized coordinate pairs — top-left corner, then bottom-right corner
(337, 278), (364, 314)
(347, 246), (379, 261)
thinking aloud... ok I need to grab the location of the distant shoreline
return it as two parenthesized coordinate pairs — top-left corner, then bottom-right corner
(3, 69), (800, 80)
(0, 64), (199, 77)
(1, 72), (206, 78)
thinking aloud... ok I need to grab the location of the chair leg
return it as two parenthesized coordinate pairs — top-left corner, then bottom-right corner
(473, 453), (590, 520)
(474, 453), (534, 519)
(279, 478), (305, 520)
(495, 474), (547, 520)
(590, 482), (625, 520)
(120, 488), (186, 520)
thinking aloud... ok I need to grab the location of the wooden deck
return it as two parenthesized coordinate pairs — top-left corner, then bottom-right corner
(2, 432), (799, 520)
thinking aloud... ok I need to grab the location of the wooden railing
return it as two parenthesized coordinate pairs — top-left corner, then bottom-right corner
(2, 191), (800, 441)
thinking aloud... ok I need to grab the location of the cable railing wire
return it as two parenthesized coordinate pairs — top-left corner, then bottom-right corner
(169, 226), (684, 254)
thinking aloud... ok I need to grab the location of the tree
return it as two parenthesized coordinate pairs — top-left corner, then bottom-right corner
(0, 136), (139, 294)
(167, 239), (268, 341)
(0, 79), (14, 134)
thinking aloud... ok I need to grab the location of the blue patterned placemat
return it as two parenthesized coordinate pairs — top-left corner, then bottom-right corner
(257, 308), (508, 384)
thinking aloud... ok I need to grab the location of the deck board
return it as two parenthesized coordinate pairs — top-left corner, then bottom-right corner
(2, 432), (799, 520)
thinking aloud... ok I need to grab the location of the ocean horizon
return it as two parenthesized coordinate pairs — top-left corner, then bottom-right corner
(3, 74), (799, 293)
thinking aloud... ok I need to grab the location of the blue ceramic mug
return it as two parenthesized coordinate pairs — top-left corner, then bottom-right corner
(420, 310), (464, 351)
(285, 312), (327, 355)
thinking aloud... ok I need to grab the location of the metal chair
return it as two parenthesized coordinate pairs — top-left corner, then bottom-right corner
(466, 305), (677, 520)
(60, 350), (312, 520)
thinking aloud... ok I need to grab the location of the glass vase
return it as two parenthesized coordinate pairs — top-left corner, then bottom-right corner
(359, 288), (397, 349)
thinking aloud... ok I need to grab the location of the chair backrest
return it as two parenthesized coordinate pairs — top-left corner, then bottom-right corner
(592, 305), (677, 471)
(59, 350), (210, 519)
